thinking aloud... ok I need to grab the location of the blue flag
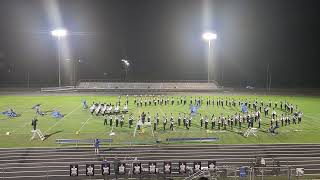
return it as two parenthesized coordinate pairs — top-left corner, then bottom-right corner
(241, 104), (248, 113)
(190, 104), (200, 115)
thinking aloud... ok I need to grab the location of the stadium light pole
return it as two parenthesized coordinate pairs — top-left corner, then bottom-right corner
(51, 29), (68, 87)
(202, 32), (217, 84)
(121, 59), (130, 81)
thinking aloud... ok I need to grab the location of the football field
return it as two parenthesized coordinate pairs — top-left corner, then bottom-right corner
(0, 94), (319, 148)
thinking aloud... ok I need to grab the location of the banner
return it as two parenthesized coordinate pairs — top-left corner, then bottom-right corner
(149, 162), (157, 174)
(163, 162), (171, 174)
(208, 161), (216, 170)
(133, 163), (142, 174)
(101, 163), (110, 175)
(179, 162), (187, 174)
(194, 161), (201, 172)
(70, 164), (78, 176)
(118, 163), (126, 175)
(86, 164), (94, 176)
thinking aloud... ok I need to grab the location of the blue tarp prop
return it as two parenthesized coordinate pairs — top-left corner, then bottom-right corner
(1, 111), (17, 118)
(190, 104), (200, 115)
(51, 110), (63, 118)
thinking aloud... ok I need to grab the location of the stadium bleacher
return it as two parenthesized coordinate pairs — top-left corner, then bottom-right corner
(0, 144), (319, 179)
(77, 81), (219, 90)
(40, 80), (221, 92)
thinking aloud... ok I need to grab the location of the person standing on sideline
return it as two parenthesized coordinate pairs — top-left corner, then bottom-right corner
(31, 118), (38, 131)
(94, 138), (100, 154)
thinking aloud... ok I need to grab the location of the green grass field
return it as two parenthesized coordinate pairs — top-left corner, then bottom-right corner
(0, 94), (319, 148)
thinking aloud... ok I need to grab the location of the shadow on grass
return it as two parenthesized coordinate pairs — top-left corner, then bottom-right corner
(44, 130), (63, 139)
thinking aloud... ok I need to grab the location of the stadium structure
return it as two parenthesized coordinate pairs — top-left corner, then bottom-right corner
(0, 79), (319, 179)
(1, 0), (320, 179)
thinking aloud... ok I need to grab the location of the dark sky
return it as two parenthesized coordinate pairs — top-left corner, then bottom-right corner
(0, 0), (320, 88)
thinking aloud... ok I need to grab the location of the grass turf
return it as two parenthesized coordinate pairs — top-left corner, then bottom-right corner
(0, 94), (319, 148)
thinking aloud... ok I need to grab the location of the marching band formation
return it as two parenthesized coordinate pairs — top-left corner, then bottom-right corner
(87, 95), (303, 134)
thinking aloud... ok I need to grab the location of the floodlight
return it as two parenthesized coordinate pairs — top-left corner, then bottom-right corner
(202, 32), (217, 41)
(51, 29), (68, 37)
(121, 59), (130, 66)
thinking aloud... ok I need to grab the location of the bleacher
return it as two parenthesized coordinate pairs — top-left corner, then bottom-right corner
(77, 80), (219, 91)
(1, 144), (320, 179)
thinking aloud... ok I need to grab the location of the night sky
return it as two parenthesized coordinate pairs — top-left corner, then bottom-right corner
(0, 0), (320, 88)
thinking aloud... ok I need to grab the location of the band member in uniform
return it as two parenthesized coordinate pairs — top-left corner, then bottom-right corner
(224, 118), (227, 130)
(204, 115), (209, 129)
(156, 113), (159, 125)
(185, 118), (189, 130)
(178, 113), (181, 126)
(128, 114), (133, 128)
(137, 116), (141, 130)
(211, 115), (216, 129)
(163, 115), (167, 131)
(230, 117), (234, 130)
(104, 116), (108, 126)
(153, 117), (157, 131)
(147, 112), (151, 122)
(120, 115), (124, 128)
(170, 118), (174, 131)
(141, 112), (146, 124)
(298, 112), (303, 124)
(115, 116), (119, 127)
(109, 115), (113, 127)
(200, 114), (204, 128)
(272, 108), (276, 119)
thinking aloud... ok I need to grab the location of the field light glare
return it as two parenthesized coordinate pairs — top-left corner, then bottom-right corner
(202, 32), (217, 41)
(51, 29), (68, 37)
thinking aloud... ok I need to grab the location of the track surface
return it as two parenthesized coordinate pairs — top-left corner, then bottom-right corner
(1, 144), (320, 179)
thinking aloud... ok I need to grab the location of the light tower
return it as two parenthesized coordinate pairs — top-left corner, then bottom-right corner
(51, 28), (68, 87)
(202, 32), (217, 84)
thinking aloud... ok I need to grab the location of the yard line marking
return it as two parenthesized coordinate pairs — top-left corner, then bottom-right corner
(10, 122), (29, 133)
(44, 105), (81, 134)
(78, 116), (93, 132)
(110, 124), (114, 134)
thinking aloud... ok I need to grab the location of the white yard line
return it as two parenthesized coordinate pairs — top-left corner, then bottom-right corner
(77, 116), (93, 132)
(8, 104), (63, 134)
(44, 105), (81, 134)
(150, 122), (155, 138)
(110, 124), (114, 134)
(10, 122), (29, 133)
